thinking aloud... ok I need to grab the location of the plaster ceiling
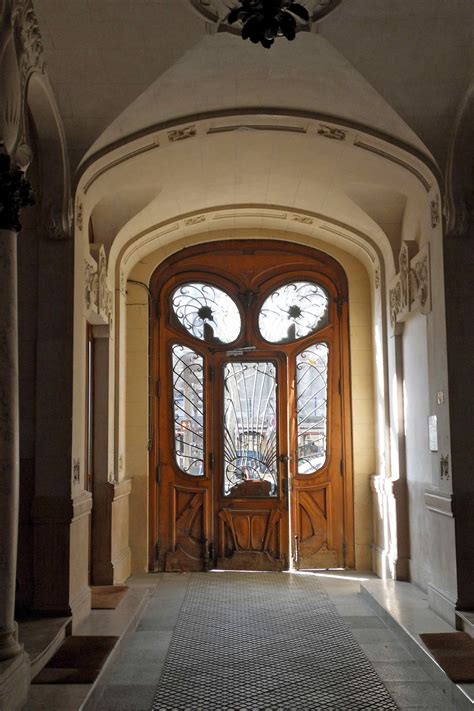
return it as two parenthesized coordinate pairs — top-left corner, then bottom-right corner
(34, 0), (473, 173)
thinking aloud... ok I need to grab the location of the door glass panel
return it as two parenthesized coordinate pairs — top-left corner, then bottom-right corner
(172, 344), (204, 476)
(223, 361), (278, 497)
(171, 282), (241, 344)
(258, 281), (329, 343)
(296, 343), (329, 474)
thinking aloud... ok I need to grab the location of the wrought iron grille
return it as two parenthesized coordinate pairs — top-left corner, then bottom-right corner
(171, 282), (241, 344)
(296, 343), (329, 474)
(172, 344), (204, 476)
(223, 361), (278, 496)
(258, 281), (329, 343)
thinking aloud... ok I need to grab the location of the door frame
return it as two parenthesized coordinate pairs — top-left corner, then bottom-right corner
(148, 239), (354, 571)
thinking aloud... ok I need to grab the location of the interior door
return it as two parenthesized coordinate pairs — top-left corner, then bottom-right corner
(150, 241), (352, 573)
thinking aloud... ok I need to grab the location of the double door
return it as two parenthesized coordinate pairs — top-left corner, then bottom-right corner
(151, 242), (352, 572)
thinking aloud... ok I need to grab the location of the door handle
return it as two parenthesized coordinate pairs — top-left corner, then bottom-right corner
(279, 454), (291, 464)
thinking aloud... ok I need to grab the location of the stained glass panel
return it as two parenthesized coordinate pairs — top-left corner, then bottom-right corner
(296, 343), (329, 475)
(171, 282), (241, 344)
(172, 345), (204, 476)
(258, 281), (329, 343)
(223, 361), (278, 497)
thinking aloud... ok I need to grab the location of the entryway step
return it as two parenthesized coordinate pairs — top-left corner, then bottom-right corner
(18, 616), (71, 678)
(360, 579), (474, 710)
(457, 610), (474, 639)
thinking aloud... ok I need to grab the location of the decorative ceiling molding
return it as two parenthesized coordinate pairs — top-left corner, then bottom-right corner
(79, 113), (437, 202)
(354, 139), (432, 193)
(77, 106), (441, 190)
(120, 203), (382, 270)
(188, 0), (341, 34)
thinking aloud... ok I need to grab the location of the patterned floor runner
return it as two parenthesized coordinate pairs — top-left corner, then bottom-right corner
(151, 572), (398, 710)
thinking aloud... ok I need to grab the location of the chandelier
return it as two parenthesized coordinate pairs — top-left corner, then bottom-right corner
(228, 1), (309, 48)
(189, 1), (341, 47)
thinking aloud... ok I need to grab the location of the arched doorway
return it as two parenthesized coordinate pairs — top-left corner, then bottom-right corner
(150, 240), (353, 572)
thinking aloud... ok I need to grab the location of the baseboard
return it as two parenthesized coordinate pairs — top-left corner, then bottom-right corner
(70, 585), (92, 631)
(428, 583), (457, 627)
(112, 547), (132, 584)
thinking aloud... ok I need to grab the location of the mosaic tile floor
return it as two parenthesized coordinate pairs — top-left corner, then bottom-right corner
(151, 573), (399, 710)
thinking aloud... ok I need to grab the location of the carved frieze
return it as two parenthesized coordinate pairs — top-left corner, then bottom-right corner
(389, 240), (431, 328)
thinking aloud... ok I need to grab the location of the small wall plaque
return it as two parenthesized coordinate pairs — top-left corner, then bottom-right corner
(428, 415), (438, 452)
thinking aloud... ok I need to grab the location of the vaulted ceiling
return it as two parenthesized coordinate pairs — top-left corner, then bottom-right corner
(34, 0), (473, 175)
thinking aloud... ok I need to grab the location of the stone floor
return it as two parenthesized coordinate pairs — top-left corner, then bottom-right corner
(24, 570), (459, 710)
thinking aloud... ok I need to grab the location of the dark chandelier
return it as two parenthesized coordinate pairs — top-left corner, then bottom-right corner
(227, 0), (310, 48)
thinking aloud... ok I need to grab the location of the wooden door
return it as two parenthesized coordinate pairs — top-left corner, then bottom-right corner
(150, 241), (353, 572)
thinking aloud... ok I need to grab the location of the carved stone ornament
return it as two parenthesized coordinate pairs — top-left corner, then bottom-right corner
(389, 241), (431, 328)
(1, 0), (45, 157)
(76, 199), (83, 231)
(317, 124), (346, 141)
(168, 126), (196, 142)
(292, 214), (314, 224)
(374, 267), (380, 289)
(430, 193), (440, 228)
(188, 0), (342, 34)
(0, 150), (34, 231)
(85, 244), (113, 326)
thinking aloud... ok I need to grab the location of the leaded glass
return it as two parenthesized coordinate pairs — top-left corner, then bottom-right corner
(172, 345), (204, 476)
(296, 343), (328, 474)
(258, 281), (329, 343)
(171, 282), (241, 344)
(223, 361), (277, 497)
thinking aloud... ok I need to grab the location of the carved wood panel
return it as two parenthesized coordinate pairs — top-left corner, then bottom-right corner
(293, 485), (338, 569)
(217, 508), (284, 571)
(165, 487), (208, 571)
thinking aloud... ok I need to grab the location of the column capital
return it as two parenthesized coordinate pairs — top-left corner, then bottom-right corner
(0, 153), (34, 233)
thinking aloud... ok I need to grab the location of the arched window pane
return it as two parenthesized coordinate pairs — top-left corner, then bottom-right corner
(259, 281), (329, 343)
(171, 282), (241, 344)
(296, 344), (329, 475)
(172, 345), (204, 476)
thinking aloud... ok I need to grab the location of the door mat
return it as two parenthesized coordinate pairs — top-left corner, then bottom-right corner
(420, 632), (474, 682)
(91, 585), (128, 609)
(32, 635), (118, 684)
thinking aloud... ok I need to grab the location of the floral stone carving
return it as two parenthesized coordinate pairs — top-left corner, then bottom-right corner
(389, 241), (431, 328)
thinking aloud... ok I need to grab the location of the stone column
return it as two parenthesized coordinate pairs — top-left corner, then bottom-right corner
(0, 154), (34, 664)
